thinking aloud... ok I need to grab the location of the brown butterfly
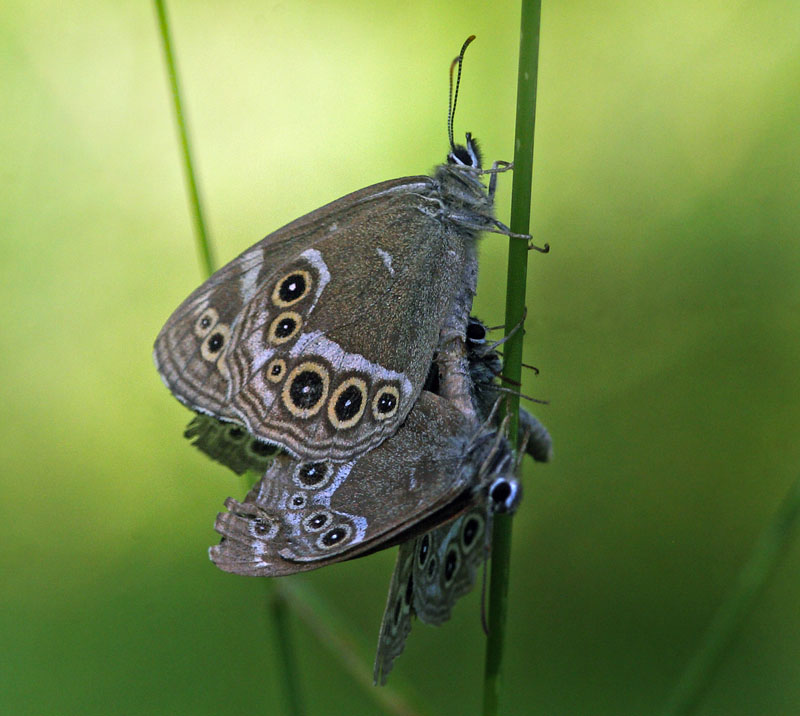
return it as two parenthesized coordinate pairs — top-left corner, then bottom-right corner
(153, 37), (545, 464)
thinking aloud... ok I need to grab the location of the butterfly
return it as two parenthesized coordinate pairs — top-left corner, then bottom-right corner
(206, 315), (549, 569)
(153, 37), (545, 464)
(202, 315), (552, 681)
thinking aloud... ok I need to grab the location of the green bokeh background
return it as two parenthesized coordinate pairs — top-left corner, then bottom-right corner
(3, 1), (799, 714)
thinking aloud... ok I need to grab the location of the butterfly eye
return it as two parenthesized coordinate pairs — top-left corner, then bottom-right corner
(328, 378), (368, 430)
(282, 362), (330, 418)
(271, 270), (312, 307)
(316, 524), (352, 550)
(444, 548), (460, 584)
(489, 477), (522, 513)
(466, 319), (486, 342)
(267, 311), (303, 345)
(265, 358), (286, 383)
(293, 461), (332, 489)
(371, 385), (400, 421)
(201, 323), (230, 361)
(193, 307), (219, 338)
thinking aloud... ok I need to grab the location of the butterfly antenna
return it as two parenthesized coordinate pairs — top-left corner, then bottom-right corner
(448, 35), (476, 153)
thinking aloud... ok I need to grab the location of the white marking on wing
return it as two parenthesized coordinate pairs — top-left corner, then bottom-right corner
(313, 461), (355, 507)
(376, 248), (395, 276)
(339, 513), (368, 543)
(310, 462), (367, 543)
(238, 263), (262, 303)
(290, 331), (412, 395)
(300, 248), (331, 313)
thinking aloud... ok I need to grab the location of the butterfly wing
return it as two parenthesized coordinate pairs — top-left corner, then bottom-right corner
(209, 391), (482, 576)
(153, 243), (269, 421)
(372, 503), (491, 684)
(373, 541), (415, 686)
(411, 506), (489, 625)
(184, 414), (280, 476)
(156, 176), (475, 462)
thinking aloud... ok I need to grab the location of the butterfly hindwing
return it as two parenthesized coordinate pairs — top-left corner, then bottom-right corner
(184, 414), (280, 476)
(373, 505), (490, 685)
(373, 541), (415, 686)
(209, 391), (484, 576)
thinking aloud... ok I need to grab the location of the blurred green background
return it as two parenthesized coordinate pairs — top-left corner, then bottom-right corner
(2, 1), (799, 714)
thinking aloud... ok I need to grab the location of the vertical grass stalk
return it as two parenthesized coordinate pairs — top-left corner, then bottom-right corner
(482, 2), (543, 714)
(661, 474), (800, 716)
(153, 4), (301, 714)
(153, 0), (215, 277)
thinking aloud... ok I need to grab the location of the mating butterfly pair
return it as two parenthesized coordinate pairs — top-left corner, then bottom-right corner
(153, 36), (551, 683)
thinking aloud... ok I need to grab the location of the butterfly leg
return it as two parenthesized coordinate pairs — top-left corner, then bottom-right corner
(485, 160), (513, 201)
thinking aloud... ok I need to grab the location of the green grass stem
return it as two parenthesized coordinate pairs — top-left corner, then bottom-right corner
(153, 4), (301, 713)
(277, 580), (427, 716)
(482, 2), (543, 714)
(661, 473), (800, 715)
(268, 584), (307, 716)
(153, 0), (215, 278)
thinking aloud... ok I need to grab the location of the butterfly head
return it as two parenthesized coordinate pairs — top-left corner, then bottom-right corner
(447, 132), (483, 170)
(483, 436), (522, 513)
(489, 475), (522, 513)
(470, 421), (523, 514)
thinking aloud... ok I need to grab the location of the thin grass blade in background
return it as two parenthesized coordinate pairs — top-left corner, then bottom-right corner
(152, 3), (302, 713)
(153, 0), (214, 278)
(662, 474), (800, 716)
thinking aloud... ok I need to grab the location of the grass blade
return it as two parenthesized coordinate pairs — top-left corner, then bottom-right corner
(483, 1), (544, 714)
(153, 0), (214, 277)
(662, 474), (800, 715)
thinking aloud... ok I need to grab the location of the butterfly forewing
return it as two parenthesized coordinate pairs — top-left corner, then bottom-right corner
(153, 246), (269, 420)
(156, 176), (474, 463)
